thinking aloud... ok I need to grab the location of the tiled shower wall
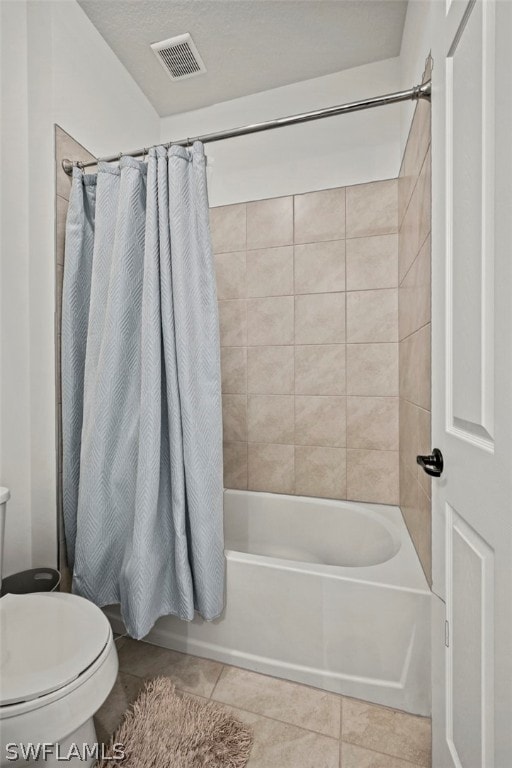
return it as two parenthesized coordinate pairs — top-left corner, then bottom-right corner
(211, 180), (400, 505)
(398, 61), (432, 583)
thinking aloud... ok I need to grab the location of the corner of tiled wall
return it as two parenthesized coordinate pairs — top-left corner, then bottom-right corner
(398, 56), (433, 584)
(54, 125), (96, 592)
(212, 175), (401, 506)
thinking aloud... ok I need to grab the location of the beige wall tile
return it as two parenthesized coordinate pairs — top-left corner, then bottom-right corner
(347, 343), (398, 396)
(399, 398), (420, 480)
(399, 335), (413, 403)
(342, 697), (431, 767)
(346, 234), (398, 291)
(347, 397), (399, 451)
(416, 406), (432, 498)
(398, 166), (414, 238)
(246, 246), (294, 297)
(347, 449), (399, 504)
(399, 324), (431, 410)
(294, 240), (345, 294)
(399, 71), (431, 581)
(55, 330), (62, 405)
(417, 486), (432, 584)
(248, 395), (294, 444)
(346, 179), (398, 238)
(56, 195), (68, 267)
(214, 181), (406, 506)
(247, 296), (294, 346)
(399, 235), (431, 340)
(399, 455), (418, 525)
(223, 442), (248, 490)
(399, 147), (431, 282)
(346, 289), (398, 343)
(210, 203), (246, 253)
(214, 251), (246, 299)
(248, 443), (294, 493)
(222, 395), (247, 442)
(56, 265), (64, 334)
(221, 347), (247, 394)
(218, 299), (247, 347)
(295, 396), (346, 447)
(295, 292), (345, 345)
(399, 99), (431, 227)
(400, 460), (431, 586)
(247, 346), (294, 394)
(55, 125), (96, 200)
(295, 344), (346, 396)
(247, 196), (293, 249)
(294, 187), (346, 244)
(295, 446), (346, 499)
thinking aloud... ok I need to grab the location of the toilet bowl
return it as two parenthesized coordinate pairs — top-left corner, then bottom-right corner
(0, 591), (119, 767)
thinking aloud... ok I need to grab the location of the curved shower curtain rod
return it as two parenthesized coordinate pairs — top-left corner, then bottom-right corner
(62, 80), (431, 175)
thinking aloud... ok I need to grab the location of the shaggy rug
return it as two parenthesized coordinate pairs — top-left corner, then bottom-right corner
(96, 677), (253, 768)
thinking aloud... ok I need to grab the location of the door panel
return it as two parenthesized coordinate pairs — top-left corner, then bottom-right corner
(446, 505), (494, 767)
(447, 0), (495, 446)
(431, 0), (512, 764)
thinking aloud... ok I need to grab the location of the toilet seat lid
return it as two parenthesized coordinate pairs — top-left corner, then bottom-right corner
(0, 592), (111, 706)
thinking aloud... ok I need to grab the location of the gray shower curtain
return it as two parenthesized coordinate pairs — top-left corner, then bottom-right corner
(61, 143), (224, 639)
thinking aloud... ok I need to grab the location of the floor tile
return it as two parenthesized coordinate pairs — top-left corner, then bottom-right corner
(212, 666), (340, 737)
(342, 742), (426, 767)
(94, 671), (144, 745)
(223, 705), (339, 768)
(118, 639), (223, 698)
(342, 698), (431, 767)
(114, 633), (127, 650)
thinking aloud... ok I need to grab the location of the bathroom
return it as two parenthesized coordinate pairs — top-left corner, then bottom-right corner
(1, 0), (511, 766)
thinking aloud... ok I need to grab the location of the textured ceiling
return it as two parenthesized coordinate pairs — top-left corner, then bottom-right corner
(77, 0), (408, 117)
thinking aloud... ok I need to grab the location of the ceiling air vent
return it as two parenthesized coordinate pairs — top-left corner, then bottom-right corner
(151, 34), (206, 81)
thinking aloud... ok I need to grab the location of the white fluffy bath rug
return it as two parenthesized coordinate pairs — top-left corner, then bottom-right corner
(96, 677), (253, 768)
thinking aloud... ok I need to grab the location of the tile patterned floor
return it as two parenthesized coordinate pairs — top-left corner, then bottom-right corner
(94, 638), (431, 768)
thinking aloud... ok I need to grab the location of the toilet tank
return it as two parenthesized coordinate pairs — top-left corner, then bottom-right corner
(0, 487), (11, 588)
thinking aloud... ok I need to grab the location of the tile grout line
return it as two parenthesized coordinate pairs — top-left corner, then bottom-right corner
(398, 134), (432, 232)
(399, 319), (432, 345)
(209, 663), (226, 699)
(208, 696), (341, 742)
(398, 228), (431, 289)
(340, 738), (430, 768)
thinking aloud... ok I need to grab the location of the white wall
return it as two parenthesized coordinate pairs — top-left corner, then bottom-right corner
(399, 0), (433, 152)
(160, 58), (403, 207)
(0, 0), (160, 574)
(0, 0), (32, 574)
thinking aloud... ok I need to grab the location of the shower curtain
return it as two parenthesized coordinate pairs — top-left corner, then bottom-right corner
(61, 144), (224, 639)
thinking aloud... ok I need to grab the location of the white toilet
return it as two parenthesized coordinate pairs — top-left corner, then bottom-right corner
(0, 488), (119, 766)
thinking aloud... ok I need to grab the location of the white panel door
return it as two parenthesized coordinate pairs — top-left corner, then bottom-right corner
(431, 0), (512, 765)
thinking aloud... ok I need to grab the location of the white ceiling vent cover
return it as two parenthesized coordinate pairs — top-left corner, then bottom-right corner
(151, 34), (206, 81)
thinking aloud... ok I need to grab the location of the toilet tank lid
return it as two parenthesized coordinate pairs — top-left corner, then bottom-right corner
(0, 592), (111, 706)
(0, 487), (10, 504)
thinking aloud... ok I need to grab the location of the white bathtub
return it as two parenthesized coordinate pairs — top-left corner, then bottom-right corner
(107, 490), (431, 715)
